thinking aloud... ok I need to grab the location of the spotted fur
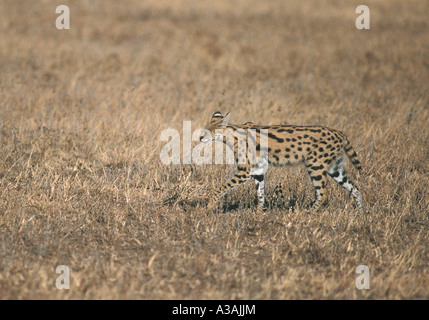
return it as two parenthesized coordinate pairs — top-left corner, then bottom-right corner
(200, 111), (364, 211)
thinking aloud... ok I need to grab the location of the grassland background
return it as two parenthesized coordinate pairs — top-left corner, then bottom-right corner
(0, 0), (428, 299)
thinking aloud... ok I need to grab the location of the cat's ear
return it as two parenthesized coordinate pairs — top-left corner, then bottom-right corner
(212, 111), (223, 118)
(220, 112), (231, 127)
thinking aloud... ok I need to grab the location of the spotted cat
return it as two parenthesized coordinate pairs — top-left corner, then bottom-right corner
(199, 111), (364, 211)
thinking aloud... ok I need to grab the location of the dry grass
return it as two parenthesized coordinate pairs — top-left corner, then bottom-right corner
(0, 0), (428, 299)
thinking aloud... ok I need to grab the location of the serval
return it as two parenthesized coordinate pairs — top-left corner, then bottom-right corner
(199, 111), (364, 212)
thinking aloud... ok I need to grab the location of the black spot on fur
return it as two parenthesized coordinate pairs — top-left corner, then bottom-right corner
(331, 171), (340, 178)
(268, 132), (284, 143)
(254, 175), (264, 182)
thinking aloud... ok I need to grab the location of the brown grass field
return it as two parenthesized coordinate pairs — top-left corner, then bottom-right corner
(0, 0), (428, 300)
